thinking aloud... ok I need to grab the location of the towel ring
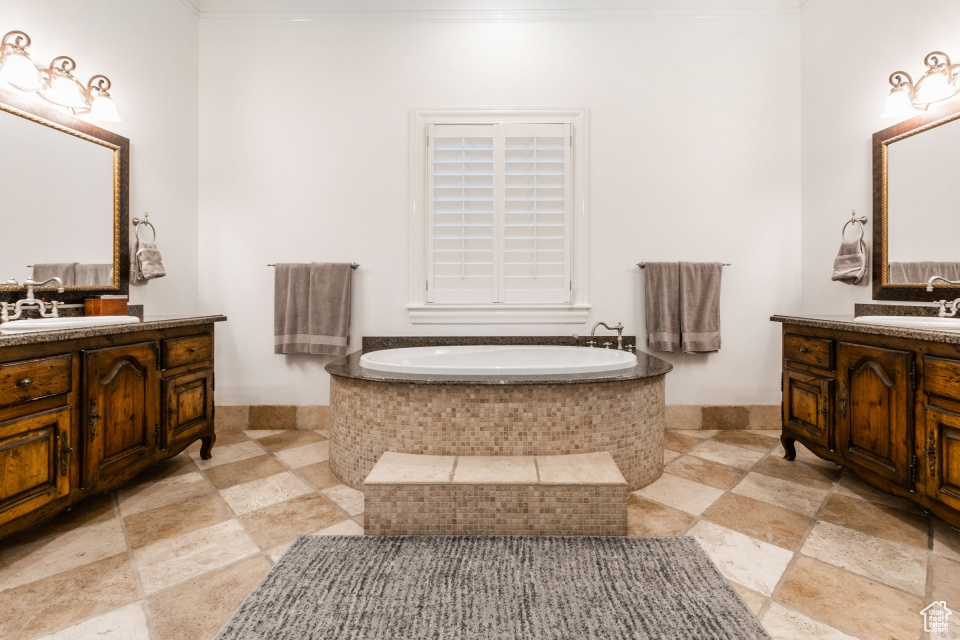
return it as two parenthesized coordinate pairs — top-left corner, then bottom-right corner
(841, 211), (868, 242)
(132, 213), (157, 242)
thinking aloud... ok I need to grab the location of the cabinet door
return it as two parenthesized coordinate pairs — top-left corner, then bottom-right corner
(836, 342), (913, 489)
(162, 368), (213, 450)
(923, 408), (960, 512)
(0, 408), (71, 528)
(782, 368), (833, 450)
(82, 343), (158, 487)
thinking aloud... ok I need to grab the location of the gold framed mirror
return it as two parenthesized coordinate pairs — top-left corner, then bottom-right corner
(873, 99), (960, 301)
(0, 86), (129, 305)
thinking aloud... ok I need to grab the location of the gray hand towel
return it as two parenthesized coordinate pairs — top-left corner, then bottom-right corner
(274, 262), (352, 356)
(888, 261), (960, 284)
(32, 263), (77, 286)
(644, 262), (681, 353)
(134, 240), (166, 281)
(831, 238), (866, 285)
(680, 262), (722, 354)
(75, 264), (114, 286)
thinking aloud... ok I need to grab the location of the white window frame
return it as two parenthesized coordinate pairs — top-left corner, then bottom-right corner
(407, 108), (590, 324)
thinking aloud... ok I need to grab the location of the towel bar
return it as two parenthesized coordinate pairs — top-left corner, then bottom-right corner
(637, 263), (730, 268)
(268, 263), (360, 269)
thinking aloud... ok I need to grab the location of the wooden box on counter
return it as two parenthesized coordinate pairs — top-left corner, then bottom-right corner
(84, 297), (128, 316)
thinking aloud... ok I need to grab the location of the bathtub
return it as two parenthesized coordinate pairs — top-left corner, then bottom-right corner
(326, 342), (672, 492)
(359, 345), (638, 376)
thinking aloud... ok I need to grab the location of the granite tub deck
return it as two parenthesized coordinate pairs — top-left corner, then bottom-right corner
(363, 451), (628, 536)
(325, 342), (671, 493)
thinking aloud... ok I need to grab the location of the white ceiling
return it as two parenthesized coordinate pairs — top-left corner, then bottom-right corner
(180, 0), (806, 19)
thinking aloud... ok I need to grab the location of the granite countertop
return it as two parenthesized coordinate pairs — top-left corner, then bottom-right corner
(771, 313), (960, 345)
(325, 348), (672, 386)
(0, 314), (227, 347)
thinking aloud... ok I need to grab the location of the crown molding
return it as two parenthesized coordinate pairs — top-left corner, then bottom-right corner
(177, 0), (202, 18)
(194, 6), (801, 23)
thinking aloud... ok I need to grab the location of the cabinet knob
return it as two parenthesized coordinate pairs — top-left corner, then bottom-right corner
(188, 347), (198, 353)
(17, 378), (32, 387)
(797, 347), (809, 353)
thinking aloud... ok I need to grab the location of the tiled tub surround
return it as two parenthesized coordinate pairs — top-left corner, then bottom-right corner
(363, 451), (628, 536)
(328, 374), (666, 492)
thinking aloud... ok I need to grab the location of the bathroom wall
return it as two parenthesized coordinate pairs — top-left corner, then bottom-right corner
(198, 10), (802, 406)
(799, 0), (960, 312)
(3, 0), (201, 314)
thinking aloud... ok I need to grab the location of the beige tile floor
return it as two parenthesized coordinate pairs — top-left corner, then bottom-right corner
(1, 427), (959, 639)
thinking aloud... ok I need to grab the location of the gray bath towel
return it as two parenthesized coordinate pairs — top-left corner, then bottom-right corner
(133, 240), (166, 282)
(274, 262), (352, 356)
(32, 263), (78, 286)
(75, 264), (114, 286)
(831, 238), (867, 285)
(644, 262), (681, 353)
(680, 262), (723, 354)
(888, 261), (960, 284)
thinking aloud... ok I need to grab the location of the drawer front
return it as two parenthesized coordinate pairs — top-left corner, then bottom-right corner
(784, 334), (834, 370)
(0, 355), (72, 409)
(924, 356), (960, 406)
(162, 334), (213, 370)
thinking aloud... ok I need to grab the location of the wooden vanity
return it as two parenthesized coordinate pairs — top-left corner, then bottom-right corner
(0, 316), (224, 539)
(774, 315), (960, 529)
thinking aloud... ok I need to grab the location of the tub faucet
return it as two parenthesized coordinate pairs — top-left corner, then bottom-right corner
(590, 322), (624, 350)
(1, 277), (64, 323)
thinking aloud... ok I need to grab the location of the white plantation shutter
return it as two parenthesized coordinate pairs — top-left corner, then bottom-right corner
(427, 124), (497, 303)
(426, 121), (572, 305)
(501, 123), (571, 303)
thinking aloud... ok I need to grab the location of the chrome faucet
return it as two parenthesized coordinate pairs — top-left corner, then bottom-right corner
(589, 321), (624, 350)
(1, 277), (65, 323)
(934, 299), (960, 318)
(926, 275), (960, 291)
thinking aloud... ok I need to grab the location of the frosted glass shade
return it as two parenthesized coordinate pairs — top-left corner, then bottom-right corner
(89, 93), (121, 122)
(0, 51), (41, 91)
(915, 68), (953, 104)
(40, 74), (86, 108)
(882, 88), (916, 119)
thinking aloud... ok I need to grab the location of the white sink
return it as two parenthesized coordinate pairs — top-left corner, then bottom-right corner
(0, 316), (141, 334)
(853, 315), (960, 331)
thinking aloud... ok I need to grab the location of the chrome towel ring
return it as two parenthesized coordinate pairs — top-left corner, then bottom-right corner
(841, 210), (868, 241)
(132, 213), (157, 242)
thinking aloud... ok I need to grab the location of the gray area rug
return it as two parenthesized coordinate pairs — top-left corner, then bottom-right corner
(216, 536), (770, 640)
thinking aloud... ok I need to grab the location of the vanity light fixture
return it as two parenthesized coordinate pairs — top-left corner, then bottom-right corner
(0, 29), (120, 122)
(882, 50), (960, 119)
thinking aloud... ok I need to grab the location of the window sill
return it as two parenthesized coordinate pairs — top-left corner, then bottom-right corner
(407, 304), (591, 325)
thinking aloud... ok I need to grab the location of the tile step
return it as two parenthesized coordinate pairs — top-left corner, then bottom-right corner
(363, 451), (627, 536)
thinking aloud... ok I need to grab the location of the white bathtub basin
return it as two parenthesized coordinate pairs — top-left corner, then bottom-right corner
(359, 345), (638, 376)
(0, 315), (141, 334)
(853, 316), (960, 331)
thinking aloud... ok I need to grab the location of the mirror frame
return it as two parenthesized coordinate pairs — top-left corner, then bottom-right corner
(873, 98), (960, 301)
(0, 87), (129, 305)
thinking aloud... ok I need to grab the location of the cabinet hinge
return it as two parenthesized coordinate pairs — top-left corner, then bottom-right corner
(910, 362), (917, 390)
(155, 423), (161, 447)
(910, 454), (918, 490)
(154, 343), (160, 370)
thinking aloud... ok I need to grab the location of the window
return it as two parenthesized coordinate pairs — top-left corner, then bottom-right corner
(408, 110), (589, 324)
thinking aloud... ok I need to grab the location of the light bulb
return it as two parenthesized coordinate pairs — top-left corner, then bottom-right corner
(0, 50), (41, 91)
(89, 93), (121, 122)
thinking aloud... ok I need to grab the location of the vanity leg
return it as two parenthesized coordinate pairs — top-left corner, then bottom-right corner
(200, 433), (216, 460)
(781, 433), (797, 461)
